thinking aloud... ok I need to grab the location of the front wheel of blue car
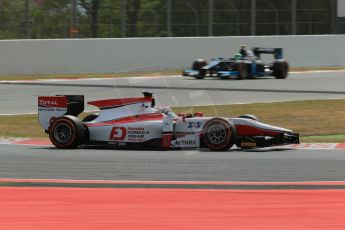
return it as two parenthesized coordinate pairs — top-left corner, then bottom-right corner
(201, 118), (237, 151)
(192, 59), (207, 79)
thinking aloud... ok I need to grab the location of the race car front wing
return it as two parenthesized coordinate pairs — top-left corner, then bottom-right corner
(237, 132), (300, 148)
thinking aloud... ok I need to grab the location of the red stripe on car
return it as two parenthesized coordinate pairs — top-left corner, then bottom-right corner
(235, 125), (282, 136)
(86, 113), (164, 127)
(88, 97), (152, 109)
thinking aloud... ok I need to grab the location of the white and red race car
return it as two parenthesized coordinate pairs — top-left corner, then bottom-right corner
(38, 93), (299, 151)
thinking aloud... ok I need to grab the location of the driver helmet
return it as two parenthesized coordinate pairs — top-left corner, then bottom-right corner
(234, 53), (243, 60)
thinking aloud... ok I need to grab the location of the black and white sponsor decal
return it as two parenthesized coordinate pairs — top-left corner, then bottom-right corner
(127, 127), (150, 142)
(171, 135), (199, 148)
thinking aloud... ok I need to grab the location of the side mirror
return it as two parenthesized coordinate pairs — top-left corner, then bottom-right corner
(194, 112), (203, 117)
(151, 98), (155, 108)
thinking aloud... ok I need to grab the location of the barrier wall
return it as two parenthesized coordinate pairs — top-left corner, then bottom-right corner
(0, 35), (344, 75)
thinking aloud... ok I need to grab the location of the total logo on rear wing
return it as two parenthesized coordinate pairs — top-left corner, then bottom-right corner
(38, 95), (84, 131)
(38, 96), (68, 108)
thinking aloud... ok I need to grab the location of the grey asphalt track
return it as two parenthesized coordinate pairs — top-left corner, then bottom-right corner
(0, 144), (345, 182)
(1, 70), (345, 114)
(1, 71), (345, 183)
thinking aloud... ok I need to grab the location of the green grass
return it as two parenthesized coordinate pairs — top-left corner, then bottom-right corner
(301, 135), (345, 143)
(0, 113), (91, 138)
(1, 99), (345, 142)
(0, 114), (46, 138)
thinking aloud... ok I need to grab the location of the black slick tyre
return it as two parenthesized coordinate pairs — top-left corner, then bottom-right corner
(49, 115), (86, 149)
(192, 59), (207, 70)
(273, 60), (289, 79)
(201, 118), (237, 151)
(238, 61), (248, 80)
(192, 59), (207, 79)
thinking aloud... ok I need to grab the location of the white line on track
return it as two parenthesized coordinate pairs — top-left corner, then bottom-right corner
(290, 70), (345, 74)
(1, 177), (345, 185)
(0, 112), (37, 116)
(0, 75), (180, 83)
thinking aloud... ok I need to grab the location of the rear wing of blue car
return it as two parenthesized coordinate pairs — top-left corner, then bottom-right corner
(252, 47), (283, 60)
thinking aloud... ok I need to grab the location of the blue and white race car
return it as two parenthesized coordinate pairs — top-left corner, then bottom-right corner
(183, 47), (289, 80)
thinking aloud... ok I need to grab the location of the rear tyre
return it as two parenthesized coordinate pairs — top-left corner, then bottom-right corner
(49, 115), (86, 149)
(192, 59), (207, 79)
(273, 60), (289, 79)
(201, 118), (236, 151)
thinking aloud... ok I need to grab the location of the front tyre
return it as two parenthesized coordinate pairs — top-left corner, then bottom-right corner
(192, 59), (207, 70)
(192, 59), (207, 79)
(49, 115), (86, 149)
(201, 118), (237, 151)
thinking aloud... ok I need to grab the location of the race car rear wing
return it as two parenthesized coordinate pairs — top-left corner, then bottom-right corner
(38, 95), (84, 131)
(252, 47), (283, 60)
